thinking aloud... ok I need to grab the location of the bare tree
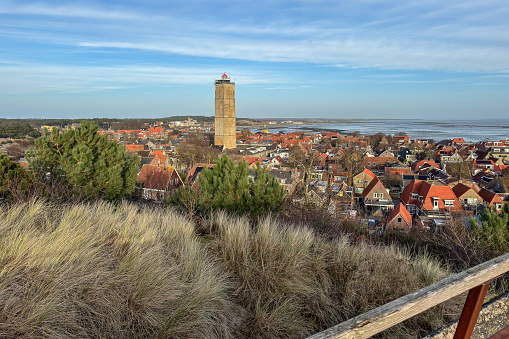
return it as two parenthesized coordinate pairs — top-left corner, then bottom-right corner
(338, 147), (364, 186)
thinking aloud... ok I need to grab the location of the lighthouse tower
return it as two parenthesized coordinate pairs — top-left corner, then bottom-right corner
(214, 73), (236, 149)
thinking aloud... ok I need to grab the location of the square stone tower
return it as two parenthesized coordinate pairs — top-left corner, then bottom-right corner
(214, 73), (236, 149)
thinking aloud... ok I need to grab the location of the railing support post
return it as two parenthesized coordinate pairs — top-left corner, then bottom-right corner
(453, 281), (491, 339)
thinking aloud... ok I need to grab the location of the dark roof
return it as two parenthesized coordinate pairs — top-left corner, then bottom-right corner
(268, 169), (293, 184)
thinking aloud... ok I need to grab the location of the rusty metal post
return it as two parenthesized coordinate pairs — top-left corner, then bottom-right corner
(454, 281), (491, 339)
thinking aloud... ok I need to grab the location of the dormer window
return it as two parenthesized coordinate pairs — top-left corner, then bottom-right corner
(444, 200), (454, 207)
(432, 197), (440, 209)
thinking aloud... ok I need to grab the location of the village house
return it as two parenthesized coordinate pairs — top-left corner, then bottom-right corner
(328, 182), (354, 213)
(489, 145), (509, 161)
(485, 177), (509, 197)
(363, 156), (400, 170)
(352, 168), (376, 196)
(412, 160), (440, 174)
(268, 168), (295, 194)
(185, 163), (214, 189)
(398, 148), (416, 163)
(400, 180), (463, 217)
(452, 183), (482, 212)
(386, 203), (412, 233)
(362, 176), (393, 211)
(478, 188), (505, 212)
(136, 165), (183, 201)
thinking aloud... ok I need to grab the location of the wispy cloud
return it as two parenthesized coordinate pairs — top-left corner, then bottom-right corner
(0, 64), (279, 94)
(2, 1), (509, 73)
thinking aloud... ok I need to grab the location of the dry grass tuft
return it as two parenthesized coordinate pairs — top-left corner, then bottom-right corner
(0, 202), (461, 338)
(0, 200), (239, 338)
(206, 211), (461, 338)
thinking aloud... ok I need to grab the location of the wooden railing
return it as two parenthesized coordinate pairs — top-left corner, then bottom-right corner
(307, 252), (509, 339)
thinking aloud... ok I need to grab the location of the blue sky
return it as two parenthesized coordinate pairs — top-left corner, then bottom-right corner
(1, 0), (509, 119)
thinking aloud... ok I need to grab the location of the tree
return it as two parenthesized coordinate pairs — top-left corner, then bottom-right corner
(28, 121), (139, 200)
(0, 154), (35, 201)
(338, 147), (364, 186)
(176, 134), (220, 170)
(470, 204), (509, 255)
(0, 122), (40, 139)
(197, 155), (285, 216)
(288, 146), (322, 201)
(447, 159), (474, 181)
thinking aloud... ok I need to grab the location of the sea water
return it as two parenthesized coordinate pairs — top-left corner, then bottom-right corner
(265, 119), (509, 142)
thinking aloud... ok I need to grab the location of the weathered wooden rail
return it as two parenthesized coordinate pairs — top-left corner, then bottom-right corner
(307, 251), (509, 339)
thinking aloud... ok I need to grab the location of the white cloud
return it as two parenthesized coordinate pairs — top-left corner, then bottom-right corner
(0, 64), (278, 94)
(2, 1), (509, 73)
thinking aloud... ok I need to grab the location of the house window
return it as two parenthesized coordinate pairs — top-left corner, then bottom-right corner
(444, 200), (454, 207)
(374, 193), (383, 199)
(411, 193), (419, 200)
(397, 217), (402, 223)
(357, 180), (362, 184)
(496, 203), (502, 211)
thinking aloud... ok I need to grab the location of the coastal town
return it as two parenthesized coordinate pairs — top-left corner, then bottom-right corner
(3, 117), (508, 236)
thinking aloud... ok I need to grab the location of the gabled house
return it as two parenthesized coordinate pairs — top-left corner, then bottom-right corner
(489, 145), (509, 161)
(398, 148), (415, 163)
(451, 138), (466, 145)
(386, 203), (412, 233)
(486, 177), (509, 196)
(268, 169), (295, 194)
(136, 165), (184, 201)
(362, 176), (393, 211)
(363, 156), (400, 170)
(472, 169), (497, 187)
(412, 160), (440, 174)
(452, 183), (482, 211)
(400, 180), (463, 217)
(353, 168), (376, 195)
(329, 182), (354, 213)
(478, 188), (505, 212)
(185, 163), (214, 189)
(393, 135), (410, 144)
(378, 150), (395, 158)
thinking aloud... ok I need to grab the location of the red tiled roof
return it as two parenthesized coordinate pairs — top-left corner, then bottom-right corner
(137, 165), (181, 190)
(412, 160), (439, 173)
(401, 180), (463, 211)
(244, 157), (260, 165)
(126, 144), (145, 152)
(388, 203), (412, 225)
(363, 168), (376, 179)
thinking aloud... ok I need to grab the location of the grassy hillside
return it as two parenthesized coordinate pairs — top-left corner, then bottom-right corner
(0, 201), (461, 338)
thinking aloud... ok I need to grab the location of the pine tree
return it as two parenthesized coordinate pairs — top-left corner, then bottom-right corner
(0, 154), (36, 201)
(197, 155), (285, 216)
(28, 121), (139, 200)
(472, 204), (509, 254)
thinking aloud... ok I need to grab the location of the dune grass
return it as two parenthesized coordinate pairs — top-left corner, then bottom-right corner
(0, 201), (460, 338)
(0, 200), (238, 338)
(205, 211), (461, 338)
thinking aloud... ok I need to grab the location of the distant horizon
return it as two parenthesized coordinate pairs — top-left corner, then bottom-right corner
(1, 116), (509, 122)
